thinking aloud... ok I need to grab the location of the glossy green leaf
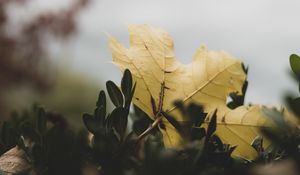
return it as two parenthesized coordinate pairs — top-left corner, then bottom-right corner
(96, 90), (106, 110)
(121, 69), (133, 101)
(82, 113), (97, 134)
(290, 54), (300, 77)
(125, 82), (136, 110)
(106, 80), (124, 107)
(111, 107), (127, 139)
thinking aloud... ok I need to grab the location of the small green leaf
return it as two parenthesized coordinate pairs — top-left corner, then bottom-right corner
(161, 112), (181, 133)
(96, 90), (106, 110)
(20, 123), (41, 144)
(206, 111), (217, 139)
(211, 135), (224, 150)
(111, 107), (127, 140)
(228, 145), (237, 155)
(95, 106), (106, 123)
(106, 81), (124, 107)
(242, 80), (248, 94)
(251, 136), (263, 153)
(105, 113), (114, 129)
(241, 63), (249, 74)
(187, 103), (206, 126)
(286, 96), (300, 118)
(125, 82), (136, 110)
(121, 69), (133, 101)
(191, 127), (206, 141)
(227, 80), (247, 109)
(83, 113), (97, 134)
(1, 122), (8, 145)
(36, 107), (46, 134)
(173, 101), (186, 117)
(290, 54), (300, 77)
(17, 136), (27, 151)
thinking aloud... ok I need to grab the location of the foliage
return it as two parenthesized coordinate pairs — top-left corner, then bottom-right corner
(1, 53), (300, 174)
(0, 105), (89, 175)
(0, 69), (248, 175)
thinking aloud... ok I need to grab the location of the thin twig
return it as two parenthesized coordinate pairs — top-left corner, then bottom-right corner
(137, 81), (166, 141)
(137, 116), (162, 140)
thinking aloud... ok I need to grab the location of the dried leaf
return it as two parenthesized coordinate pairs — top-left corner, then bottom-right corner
(108, 25), (272, 159)
(0, 146), (31, 174)
(207, 105), (273, 159)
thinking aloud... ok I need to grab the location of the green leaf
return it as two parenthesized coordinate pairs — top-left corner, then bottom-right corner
(125, 82), (136, 110)
(187, 103), (206, 126)
(206, 111), (217, 140)
(286, 96), (300, 117)
(95, 106), (106, 123)
(0, 122), (8, 145)
(241, 63), (249, 74)
(227, 80), (248, 109)
(111, 107), (127, 139)
(105, 113), (114, 129)
(17, 136), (27, 151)
(106, 80), (124, 107)
(132, 105), (153, 135)
(20, 123), (41, 144)
(290, 54), (300, 77)
(36, 107), (46, 134)
(173, 100), (186, 117)
(96, 90), (106, 110)
(161, 112), (181, 133)
(191, 127), (206, 141)
(121, 69), (133, 101)
(251, 136), (263, 153)
(82, 113), (97, 134)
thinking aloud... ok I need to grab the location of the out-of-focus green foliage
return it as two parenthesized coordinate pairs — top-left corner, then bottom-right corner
(2, 55), (300, 175)
(3, 69), (101, 128)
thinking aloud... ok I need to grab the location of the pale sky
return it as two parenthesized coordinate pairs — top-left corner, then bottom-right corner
(10, 0), (300, 106)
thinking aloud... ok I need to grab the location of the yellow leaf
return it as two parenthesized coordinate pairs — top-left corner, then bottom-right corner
(108, 24), (254, 153)
(208, 105), (273, 160)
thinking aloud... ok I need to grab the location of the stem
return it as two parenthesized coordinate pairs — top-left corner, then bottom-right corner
(137, 116), (162, 140)
(137, 81), (166, 141)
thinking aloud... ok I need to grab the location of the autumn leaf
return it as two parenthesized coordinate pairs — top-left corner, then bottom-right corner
(108, 24), (258, 156)
(0, 146), (31, 174)
(207, 105), (273, 159)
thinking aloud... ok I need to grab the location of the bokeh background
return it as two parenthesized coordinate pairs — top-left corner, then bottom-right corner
(2, 0), (300, 126)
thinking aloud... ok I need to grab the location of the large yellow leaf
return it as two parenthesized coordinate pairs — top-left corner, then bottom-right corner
(108, 25), (251, 151)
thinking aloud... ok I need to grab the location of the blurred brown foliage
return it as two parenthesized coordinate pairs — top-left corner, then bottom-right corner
(0, 0), (89, 118)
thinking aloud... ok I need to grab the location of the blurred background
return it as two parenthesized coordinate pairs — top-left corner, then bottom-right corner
(1, 0), (300, 126)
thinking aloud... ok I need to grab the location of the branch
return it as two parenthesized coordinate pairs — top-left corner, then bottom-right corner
(137, 81), (166, 141)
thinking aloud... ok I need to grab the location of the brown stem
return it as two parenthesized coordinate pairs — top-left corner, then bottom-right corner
(137, 116), (162, 141)
(137, 81), (166, 141)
